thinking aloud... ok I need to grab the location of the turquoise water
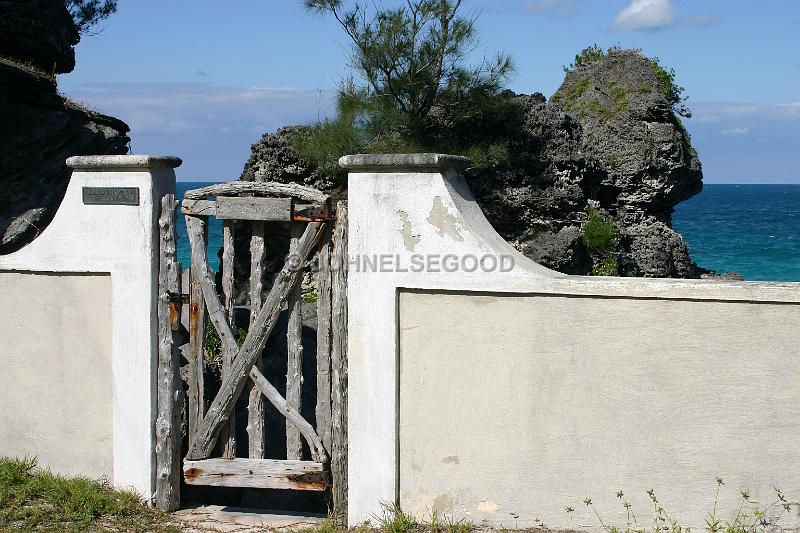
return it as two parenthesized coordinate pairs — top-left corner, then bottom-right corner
(176, 182), (800, 282)
(673, 184), (800, 282)
(177, 182), (224, 272)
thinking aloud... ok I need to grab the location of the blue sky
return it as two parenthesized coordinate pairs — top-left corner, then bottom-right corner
(60, 0), (800, 183)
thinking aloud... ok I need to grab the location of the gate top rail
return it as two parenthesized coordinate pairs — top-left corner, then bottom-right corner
(184, 181), (330, 204)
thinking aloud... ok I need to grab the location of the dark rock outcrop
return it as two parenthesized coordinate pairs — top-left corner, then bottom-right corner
(241, 49), (704, 278)
(0, 0), (79, 74)
(0, 1), (130, 254)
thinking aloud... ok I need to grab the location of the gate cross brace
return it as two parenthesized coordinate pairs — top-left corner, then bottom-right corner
(184, 214), (329, 462)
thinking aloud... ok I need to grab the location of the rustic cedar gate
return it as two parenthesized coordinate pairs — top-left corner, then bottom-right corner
(155, 182), (348, 516)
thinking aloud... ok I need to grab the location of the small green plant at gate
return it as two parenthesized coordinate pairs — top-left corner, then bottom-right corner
(203, 318), (248, 367)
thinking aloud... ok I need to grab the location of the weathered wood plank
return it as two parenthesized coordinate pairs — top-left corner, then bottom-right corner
(155, 194), (182, 512)
(220, 220), (237, 458)
(215, 196), (292, 221)
(315, 227), (333, 456)
(247, 221), (266, 459)
(183, 458), (329, 491)
(187, 264), (207, 441)
(182, 199), (216, 217)
(184, 181), (329, 204)
(186, 221), (328, 461)
(331, 202), (348, 520)
(185, 215), (240, 364)
(250, 366), (327, 463)
(286, 222), (305, 460)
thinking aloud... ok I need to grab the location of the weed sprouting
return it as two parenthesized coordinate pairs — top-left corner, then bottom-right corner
(426, 507), (475, 533)
(374, 501), (416, 533)
(571, 478), (796, 533)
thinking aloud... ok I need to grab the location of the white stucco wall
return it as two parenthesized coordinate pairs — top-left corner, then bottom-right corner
(399, 290), (800, 530)
(0, 272), (113, 479)
(341, 153), (800, 529)
(0, 155), (180, 500)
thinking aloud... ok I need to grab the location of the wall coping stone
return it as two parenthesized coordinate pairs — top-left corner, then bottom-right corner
(339, 153), (470, 172)
(67, 155), (183, 170)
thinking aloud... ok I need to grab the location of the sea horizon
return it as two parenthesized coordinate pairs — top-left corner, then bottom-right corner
(176, 182), (800, 283)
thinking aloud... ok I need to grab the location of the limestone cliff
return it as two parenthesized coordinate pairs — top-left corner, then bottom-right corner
(241, 48), (704, 278)
(0, 0), (130, 254)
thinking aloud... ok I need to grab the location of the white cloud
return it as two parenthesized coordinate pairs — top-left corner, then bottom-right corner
(58, 82), (337, 181)
(61, 82), (336, 135)
(612, 0), (676, 31)
(721, 127), (749, 135)
(692, 101), (800, 123)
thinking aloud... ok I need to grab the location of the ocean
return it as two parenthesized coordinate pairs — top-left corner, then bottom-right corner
(176, 182), (800, 282)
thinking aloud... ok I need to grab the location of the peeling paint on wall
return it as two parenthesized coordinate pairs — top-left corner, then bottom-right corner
(427, 197), (463, 242)
(398, 210), (421, 252)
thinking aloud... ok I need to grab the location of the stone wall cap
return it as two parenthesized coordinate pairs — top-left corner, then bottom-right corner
(339, 153), (471, 171)
(66, 155), (183, 170)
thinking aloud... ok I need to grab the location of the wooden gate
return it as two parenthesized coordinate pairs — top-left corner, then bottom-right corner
(154, 182), (348, 517)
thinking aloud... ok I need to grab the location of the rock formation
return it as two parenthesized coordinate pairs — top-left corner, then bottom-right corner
(241, 48), (704, 278)
(0, 0), (130, 254)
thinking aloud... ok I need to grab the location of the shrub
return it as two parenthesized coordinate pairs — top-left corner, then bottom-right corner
(582, 206), (616, 254)
(592, 258), (619, 276)
(564, 44), (606, 72)
(652, 57), (692, 118)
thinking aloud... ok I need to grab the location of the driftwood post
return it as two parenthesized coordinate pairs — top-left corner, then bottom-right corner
(221, 220), (237, 457)
(155, 194), (182, 511)
(248, 221), (267, 458)
(187, 263), (207, 441)
(331, 202), (348, 520)
(315, 226), (333, 456)
(286, 222), (305, 459)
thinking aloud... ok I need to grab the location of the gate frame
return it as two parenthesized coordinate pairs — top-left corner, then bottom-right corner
(155, 181), (348, 517)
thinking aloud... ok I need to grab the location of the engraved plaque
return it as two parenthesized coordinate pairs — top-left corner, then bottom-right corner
(82, 187), (139, 206)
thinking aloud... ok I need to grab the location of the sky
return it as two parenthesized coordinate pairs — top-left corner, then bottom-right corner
(59, 0), (800, 184)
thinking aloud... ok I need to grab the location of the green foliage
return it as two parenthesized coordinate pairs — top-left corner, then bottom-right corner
(0, 456), (179, 532)
(374, 501), (417, 533)
(304, 0), (514, 136)
(302, 288), (319, 304)
(203, 318), (248, 367)
(298, 0), (516, 180)
(563, 45), (690, 119)
(64, 0), (118, 35)
(592, 258), (619, 276)
(564, 44), (606, 72)
(651, 57), (691, 118)
(582, 206), (616, 254)
(573, 479), (795, 533)
(552, 76), (589, 108)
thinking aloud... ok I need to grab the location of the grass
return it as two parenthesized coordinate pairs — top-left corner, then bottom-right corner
(374, 501), (417, 533)
(0, 56), (55, 80)
(0, 456), (180, 532)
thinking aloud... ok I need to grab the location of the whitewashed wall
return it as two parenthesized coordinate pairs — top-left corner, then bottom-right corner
(342, 154), (800, 530)
(0, 155), (180, 501)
